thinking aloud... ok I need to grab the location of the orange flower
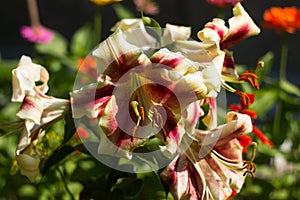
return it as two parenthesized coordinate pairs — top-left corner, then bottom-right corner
(262, 7), (300, 34)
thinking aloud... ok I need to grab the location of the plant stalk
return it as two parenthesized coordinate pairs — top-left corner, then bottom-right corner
(273, 33), (288, 137)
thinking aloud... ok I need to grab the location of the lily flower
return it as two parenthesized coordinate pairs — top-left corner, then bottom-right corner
(198, 3), (262, 110)
(160, 111), (254, 199)
(198, 3), (261, 50)
(71, 22), (225, 159)
(12, 56), (69, 181)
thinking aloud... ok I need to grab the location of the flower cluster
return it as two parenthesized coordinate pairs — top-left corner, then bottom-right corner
(6, 2), (269, 199)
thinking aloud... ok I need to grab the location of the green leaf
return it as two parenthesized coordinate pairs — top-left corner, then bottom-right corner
(35, 31), (68, 58)
(42, 145), (75, 175)
(111, 3), (134, 19)
(257, 51), (274, 82)
(111, 177), (143, 197)
(62, 112), (77, 145)
(142, 16), (161, 29)
(197, 102), (210, 130)
(279, 80), (300, 97)
(70, 24), (94, 57)
(200, 103), (210, 119)
(250, 89), (278, 116)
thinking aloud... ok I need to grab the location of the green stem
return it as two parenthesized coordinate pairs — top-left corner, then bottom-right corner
(57, 166), (75, 200)
(216, 7), (225, 19)
(279, 33), (288, 81)
(94, 7), (102, 46)
(273, 33), (288, 137)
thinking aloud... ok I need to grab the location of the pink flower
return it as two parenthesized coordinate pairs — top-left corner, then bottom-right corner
(206, 0), (241, 8)
(20, 25), (54, 44)
(133, 0), (159, 15)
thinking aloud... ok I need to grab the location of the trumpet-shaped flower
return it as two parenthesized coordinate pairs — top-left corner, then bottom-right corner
(160, 111), (253, 199)
(198, 3), (260, 50)
(12, 56), (69, 181)
(71, 21), (225, 159)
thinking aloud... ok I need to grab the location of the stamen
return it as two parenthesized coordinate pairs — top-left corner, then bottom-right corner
(139, 106), (145, 121)
(235, 91), (252, 110)
(161, 127), (167, 142)
(131, 126), (138, 142)
(130, 101), (140, 119)
(209, 142), (257, 179)
(242, 142), (257, 179)
(254, 61), (264, 74)
(152, 107), (167, 142)
(238, 71), (260, 90)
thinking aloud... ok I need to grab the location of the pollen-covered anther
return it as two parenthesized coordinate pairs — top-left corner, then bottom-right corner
(139, 106), (145, 121)
(235, 91), (252, 110)
(238, 71), (260, 90)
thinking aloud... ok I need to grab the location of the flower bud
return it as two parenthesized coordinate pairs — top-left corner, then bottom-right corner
(16, 154), (40, 182)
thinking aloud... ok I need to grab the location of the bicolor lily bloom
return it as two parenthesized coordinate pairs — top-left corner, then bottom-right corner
(71, 21), (225, 159)
(160, 111), (253, 199)
(197, 3), (260, 80)
(198, 3), (262, 109)
(12, 56), (69, 181)
(198, 3), (261, 50)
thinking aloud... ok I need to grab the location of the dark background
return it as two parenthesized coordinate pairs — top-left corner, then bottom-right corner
(1, 0), (300, 86)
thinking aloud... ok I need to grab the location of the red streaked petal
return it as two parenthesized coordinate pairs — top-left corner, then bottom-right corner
(220, 3), (261, 49)
(71, 82), (114, 118)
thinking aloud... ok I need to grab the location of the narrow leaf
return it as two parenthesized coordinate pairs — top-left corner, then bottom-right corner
(111, 3), (134, 19)
(62, 112), (77, 145)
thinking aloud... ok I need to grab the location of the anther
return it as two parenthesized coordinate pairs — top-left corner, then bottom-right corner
(139, 106), (145, 121)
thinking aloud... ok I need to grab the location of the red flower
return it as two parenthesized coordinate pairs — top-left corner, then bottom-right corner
(252, 126), (273, 147)
(229, 97), (273, 151)
(237, 135), (253, 153)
